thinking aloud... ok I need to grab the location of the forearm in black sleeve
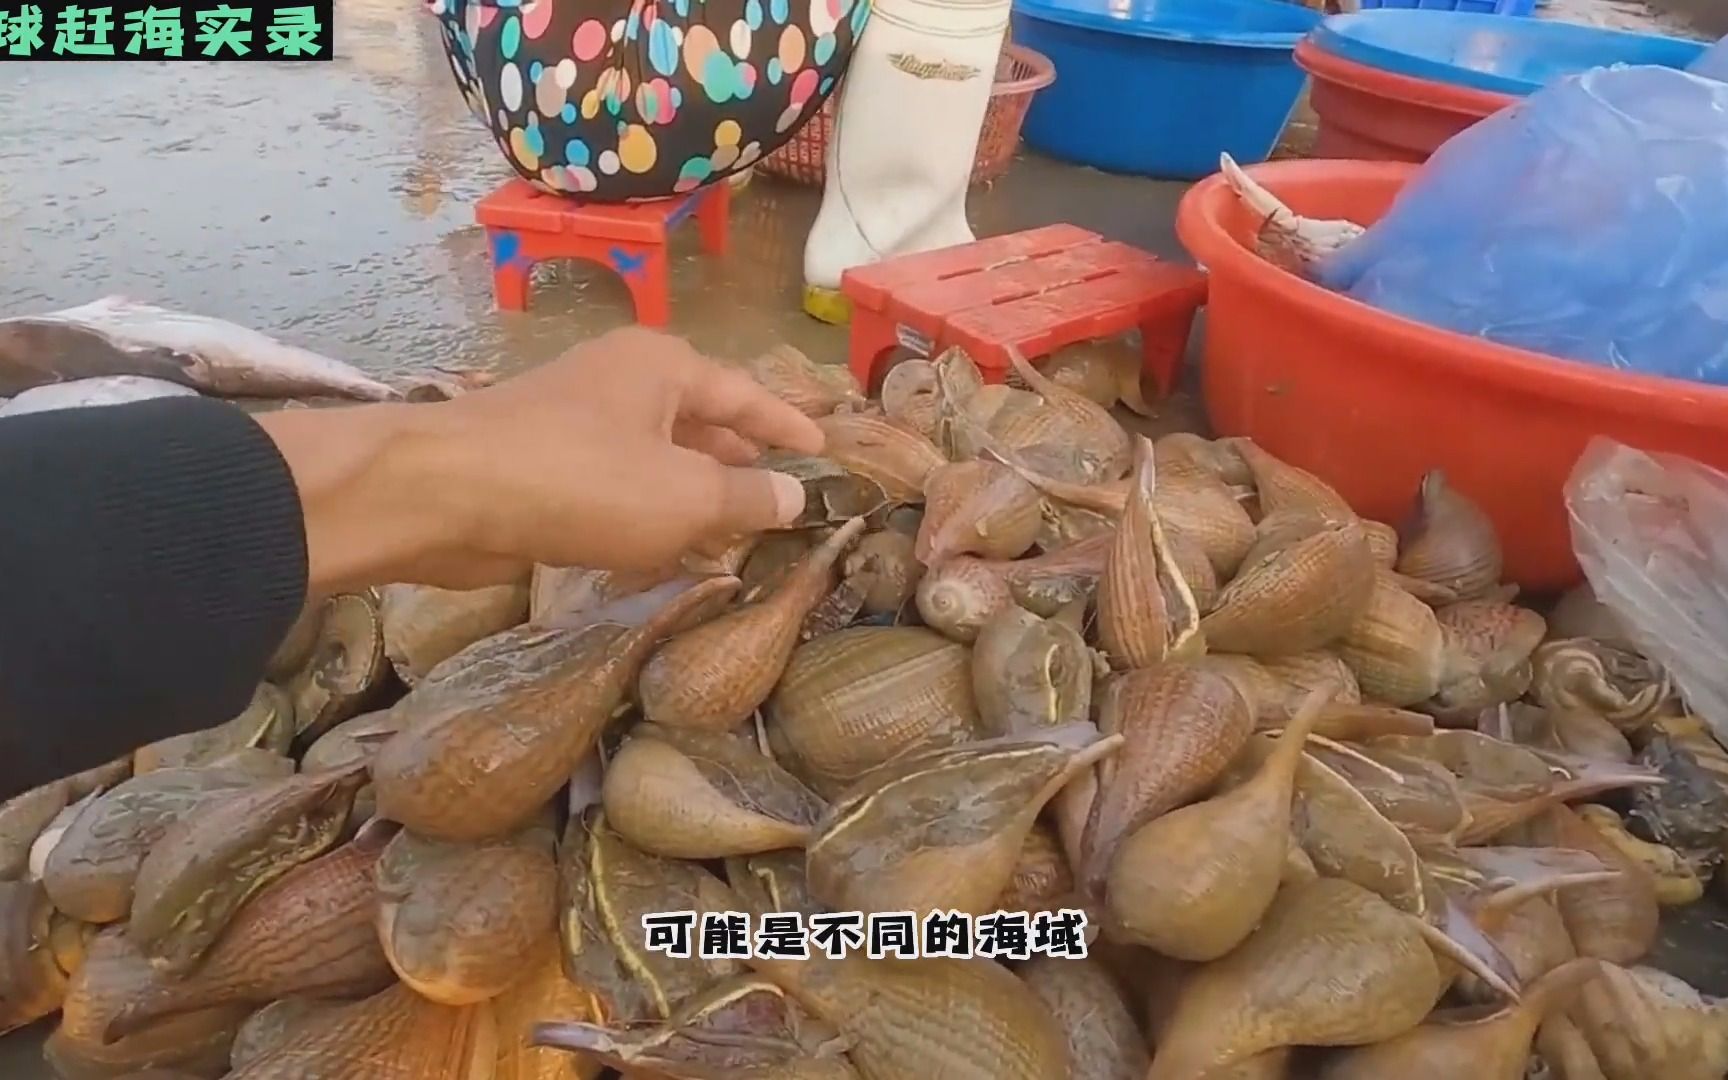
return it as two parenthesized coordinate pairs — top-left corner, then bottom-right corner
(0, 396), (309, 798)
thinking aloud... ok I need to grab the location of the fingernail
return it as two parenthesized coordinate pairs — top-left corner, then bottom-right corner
(769, 471), (805, 525)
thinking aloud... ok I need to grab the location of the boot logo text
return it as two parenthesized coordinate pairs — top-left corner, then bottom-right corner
(888, 52), (982, 81)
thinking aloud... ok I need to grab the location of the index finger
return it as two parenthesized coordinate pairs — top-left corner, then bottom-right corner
(673, 354), (825, 456)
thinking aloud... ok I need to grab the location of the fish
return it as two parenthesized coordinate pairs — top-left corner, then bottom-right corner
(0, 297), (399, 400)
(1217, 155), (1366, 279)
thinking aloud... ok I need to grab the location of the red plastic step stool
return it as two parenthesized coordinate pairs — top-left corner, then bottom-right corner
(841, 224), (1208, 395)
(475, 179), (730, 325)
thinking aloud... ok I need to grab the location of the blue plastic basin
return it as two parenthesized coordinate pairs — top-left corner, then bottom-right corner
(1012, 0), (1322, 180)
(1311, 10), (1706, 97)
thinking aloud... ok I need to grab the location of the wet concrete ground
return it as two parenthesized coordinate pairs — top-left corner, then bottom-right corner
(0, 0), (1723, 1074)
(1547, 0), (1695, 30)
(0, 0), (1194, 392)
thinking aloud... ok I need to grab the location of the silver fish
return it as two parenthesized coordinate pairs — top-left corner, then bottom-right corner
(0, 376), (198, 419)
(0, 296), (399, 400)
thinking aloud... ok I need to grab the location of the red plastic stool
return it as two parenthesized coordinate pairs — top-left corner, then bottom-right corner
(474, 179), (730, 325)
(841, 224), (1208, 394)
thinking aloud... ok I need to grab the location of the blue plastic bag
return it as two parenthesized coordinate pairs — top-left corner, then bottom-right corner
(1688, 35), (1728, 82)
(1315, 65), (1728, 387)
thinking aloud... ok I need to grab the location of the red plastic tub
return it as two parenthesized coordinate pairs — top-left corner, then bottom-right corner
(1175, 158), (1728, 592)
(1294, 38), (1515, 162)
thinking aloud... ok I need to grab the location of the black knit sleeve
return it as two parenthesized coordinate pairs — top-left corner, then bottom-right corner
(0, 397), (309, 798)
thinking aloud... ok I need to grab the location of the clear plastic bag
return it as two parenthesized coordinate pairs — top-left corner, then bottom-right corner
(1314, 65), (1728, 387)
(0, 376), (196, 419)
(1566, 438), (1728, 745)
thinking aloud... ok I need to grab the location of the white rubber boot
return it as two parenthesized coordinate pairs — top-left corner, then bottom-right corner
(801, 0), (1010, 321)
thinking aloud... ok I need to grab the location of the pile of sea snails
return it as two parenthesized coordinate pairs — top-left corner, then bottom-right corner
(5, 341), (1728, 1080)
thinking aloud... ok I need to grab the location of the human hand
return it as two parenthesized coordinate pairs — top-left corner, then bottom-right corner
(438, 327), (826, 571)
(259, 328), (824, 592)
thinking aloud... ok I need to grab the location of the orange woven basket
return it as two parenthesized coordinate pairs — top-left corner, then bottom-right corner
(759, 42), (1057, 186)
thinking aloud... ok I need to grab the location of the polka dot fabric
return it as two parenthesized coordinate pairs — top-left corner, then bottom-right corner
(429, 0), (871, 201)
